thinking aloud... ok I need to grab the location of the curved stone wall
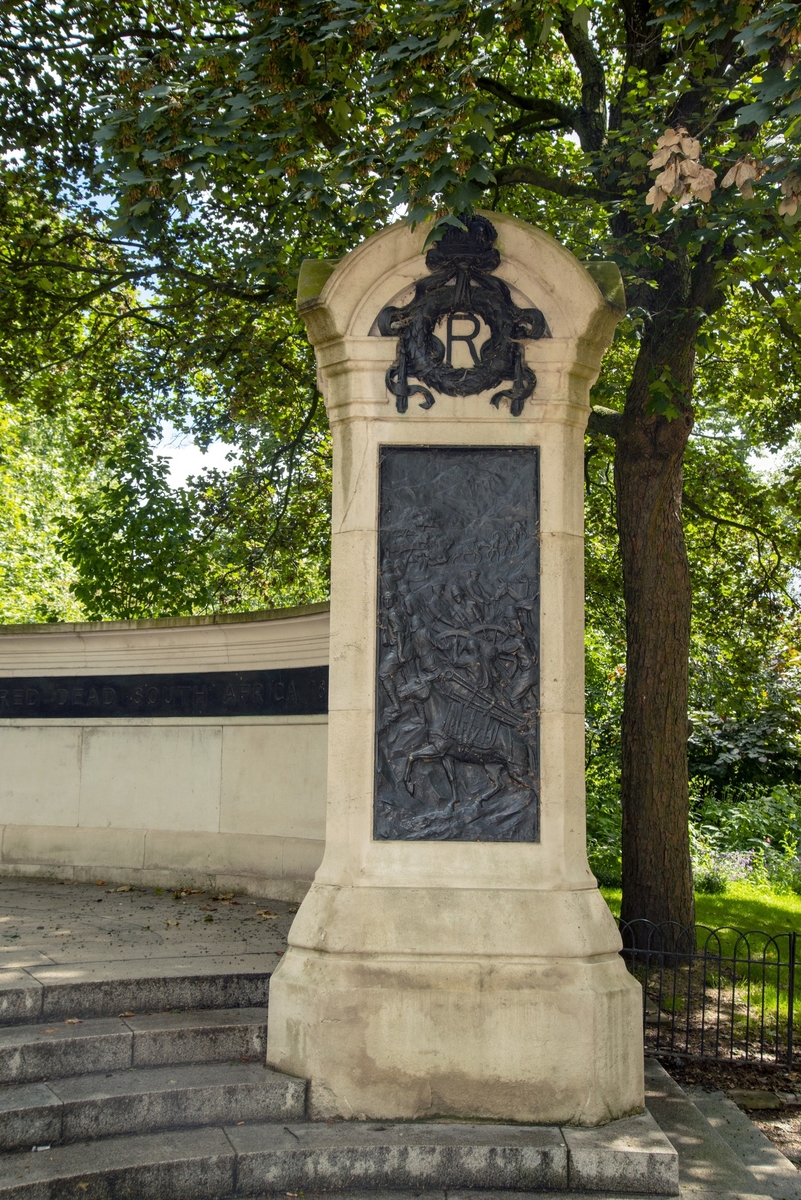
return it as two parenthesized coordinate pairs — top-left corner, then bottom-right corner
(0, 604), (330, 899)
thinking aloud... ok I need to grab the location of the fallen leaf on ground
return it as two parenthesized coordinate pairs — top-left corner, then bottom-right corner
(114, 885), (132, 893)
(64, 1018), (83, 1025)
(173, 888), (204, 898)
(257, 910), (278, 919)
(212, 893), (235, 901)
(95, 880), (105, 886)
(119, 1012), (135, 1018)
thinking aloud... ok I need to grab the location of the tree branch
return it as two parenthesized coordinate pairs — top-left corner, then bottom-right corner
(683, 492), (785, 587)
(556, 16), (607, 151)
(497, 115), (573, 137)
(476, 77), (576, 127)
(587, 406), (623, 438)
(494, 164), (606, 200)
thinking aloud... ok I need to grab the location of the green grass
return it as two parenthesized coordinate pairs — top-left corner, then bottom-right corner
(602, 882), (801, 1041)
(600, 881), (801, 938)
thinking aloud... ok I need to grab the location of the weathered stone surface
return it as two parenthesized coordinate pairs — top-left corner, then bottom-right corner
(127, 1006), (267, 1067)
(0, 1017), (131, 1084)
(0, 1060), (304, 1142)
(39, 969), (270, 1022)
(0, 1126), (235, 1199)
(691, 1088), (801, 1200)
(0, 1081), (61, 1152)
(228, 1121), (569, 1193)
(563, 1110), (679, 1194)
(645, 1059), (763, 1196)
(727, 1089), (784, 1112)
(0, 971), (43, 1026)
(51, 1061), (305, 1142)
(0, 1006), (266, 1085)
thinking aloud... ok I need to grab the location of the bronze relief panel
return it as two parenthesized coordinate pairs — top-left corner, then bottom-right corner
(374, 445), (540, 842)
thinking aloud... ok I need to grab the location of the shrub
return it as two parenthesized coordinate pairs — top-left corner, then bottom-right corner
(694, 868), (728, 895)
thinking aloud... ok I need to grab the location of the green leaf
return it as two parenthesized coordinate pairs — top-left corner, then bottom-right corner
(735, 101), (774, 127)
(571, 4), (590, 37)
(438, 27), (461, 49)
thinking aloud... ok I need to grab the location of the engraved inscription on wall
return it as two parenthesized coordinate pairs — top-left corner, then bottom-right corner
(0, 667), (328, 719)
(374, 446), (540, 842)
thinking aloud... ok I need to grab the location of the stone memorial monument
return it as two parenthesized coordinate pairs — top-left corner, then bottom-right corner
(266, 212), (643, 1125)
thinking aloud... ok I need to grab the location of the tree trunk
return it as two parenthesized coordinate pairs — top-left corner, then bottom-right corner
(615, 261), (699, 937)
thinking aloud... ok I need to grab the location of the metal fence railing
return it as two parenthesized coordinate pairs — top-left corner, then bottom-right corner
(618, 919), (798, 1066)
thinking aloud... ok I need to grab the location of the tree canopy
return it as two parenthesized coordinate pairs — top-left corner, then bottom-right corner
(2, 0), (801, 926)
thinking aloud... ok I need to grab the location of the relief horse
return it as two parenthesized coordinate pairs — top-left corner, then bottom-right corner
(396, 670), (535, 812)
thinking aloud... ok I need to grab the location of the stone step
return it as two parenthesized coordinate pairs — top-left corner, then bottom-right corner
(231, 1120), (569, 1192)
(0, 1113), (679, 1198)
(228, 1114), (678, 1195)
(0, 968), (270, 1026)
(0, 1007), (267, 1084)
(0, 1060), (305, 1152)
(0, 1125), (235, 1199)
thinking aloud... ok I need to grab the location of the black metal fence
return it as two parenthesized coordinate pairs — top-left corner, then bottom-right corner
(618, 919), (799, 1066)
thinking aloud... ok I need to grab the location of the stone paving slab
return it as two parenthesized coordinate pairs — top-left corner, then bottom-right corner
(126, 1005), (268, 1066)
(689, 1090), (801, 1200)
(0, 875), (292, 967)
(0, 875), (293, 1022)
(645, 1061), (774, 1198)
(0, 1118), (681, 1199)
(226, 1118), (681, 1196)
(0, 1081), (62, 1154)
(0, 1016), (131, 1083)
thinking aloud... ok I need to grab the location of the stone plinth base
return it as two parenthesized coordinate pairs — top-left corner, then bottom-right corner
(266, 884), (644, 1126)
(231, 1112), (679, 1195)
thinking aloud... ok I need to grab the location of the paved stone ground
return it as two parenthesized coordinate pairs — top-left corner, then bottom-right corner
(3, 875), (801, 1200)
(0, 875), (294, 991)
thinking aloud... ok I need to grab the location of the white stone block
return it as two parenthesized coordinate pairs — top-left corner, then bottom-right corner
(0, 727), (81, 826)
(220, 722), (327, 840)
(1, 824), (145, 869)
(78, 726), (222, 832)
